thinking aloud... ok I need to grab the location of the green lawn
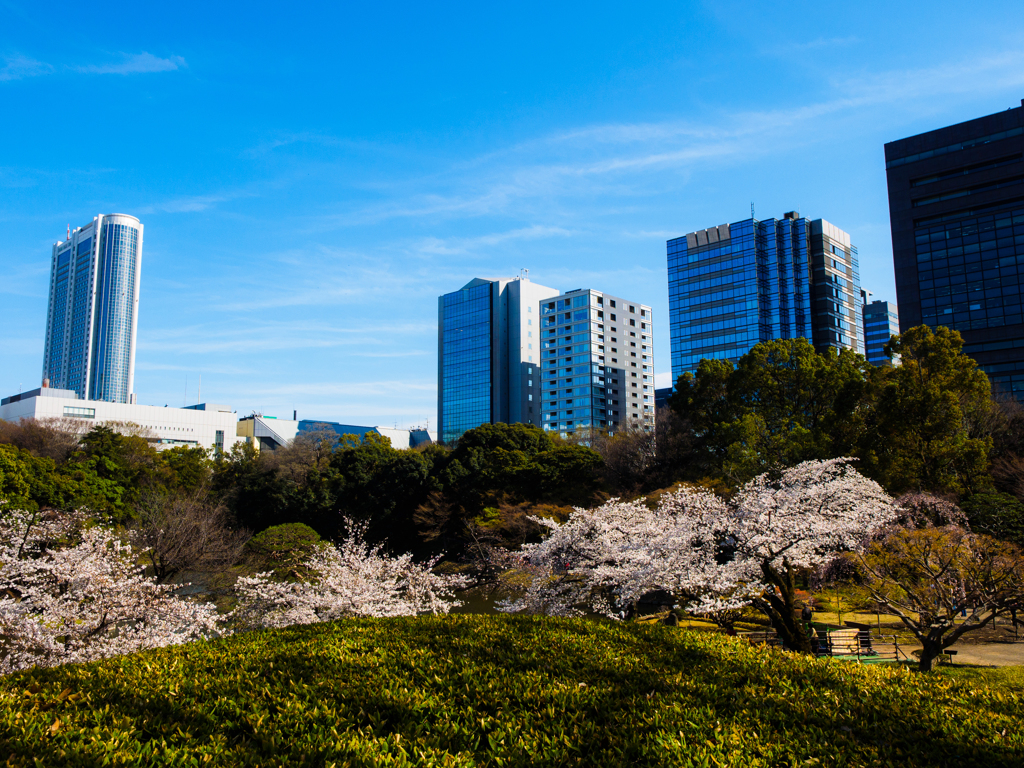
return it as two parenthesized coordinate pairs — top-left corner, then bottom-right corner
(1, 615), (1022, 767)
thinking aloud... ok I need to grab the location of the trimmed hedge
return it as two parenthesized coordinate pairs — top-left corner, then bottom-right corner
(1, 615), (1021, 766)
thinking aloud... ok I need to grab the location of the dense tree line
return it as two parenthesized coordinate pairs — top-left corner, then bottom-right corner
(0, 418), (606, 562)
(667, 326), (1024, 526)
(210, 422), (603, 557)
(2, 323), (1023, 564)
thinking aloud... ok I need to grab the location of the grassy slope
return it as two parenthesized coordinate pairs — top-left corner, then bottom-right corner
(0, 615), (1021, 767)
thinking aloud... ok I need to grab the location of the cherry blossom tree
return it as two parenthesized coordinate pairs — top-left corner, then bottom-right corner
(231, 519), (468, 629)
(1, 509), (225, 674)
(729, 458), (901, 651)
(497, 485), (756, 618)
(499, 459), (901, 651)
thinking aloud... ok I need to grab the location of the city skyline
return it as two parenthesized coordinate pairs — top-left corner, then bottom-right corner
(4, 2), (1024, 425)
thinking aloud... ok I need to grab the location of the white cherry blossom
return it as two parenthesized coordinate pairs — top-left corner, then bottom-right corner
(500, 459), (900, 625)
(1, 512), (225, 674)
(231, 519), (467, 629)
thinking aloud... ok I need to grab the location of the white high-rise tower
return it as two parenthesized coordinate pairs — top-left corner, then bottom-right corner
(42, 214), (143, 404)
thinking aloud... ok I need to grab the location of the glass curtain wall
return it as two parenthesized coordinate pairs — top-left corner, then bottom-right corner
(667, 220), (763, 378)
(89, 222), (139, 403)
(917, 205), (1024, 395)
(440, 283), (493, 443)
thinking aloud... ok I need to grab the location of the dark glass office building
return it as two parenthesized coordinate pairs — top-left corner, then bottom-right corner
(437, 276), (558, 444)
(667, 213), (862, 380)
(885, 101), (1024, 396)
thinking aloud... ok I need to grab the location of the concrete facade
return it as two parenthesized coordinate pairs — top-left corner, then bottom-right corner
(0, 387), (239, 453)
(540, 289), (655, 435)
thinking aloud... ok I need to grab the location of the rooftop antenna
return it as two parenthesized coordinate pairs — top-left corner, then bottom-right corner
(751, 202), (755, 219)
(66, 224), (70, 240)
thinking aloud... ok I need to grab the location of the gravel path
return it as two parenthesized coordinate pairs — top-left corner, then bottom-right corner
(946, 642), (1024, 667)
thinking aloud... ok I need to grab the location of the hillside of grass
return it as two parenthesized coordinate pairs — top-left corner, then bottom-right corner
(1, 615), (1022, 767)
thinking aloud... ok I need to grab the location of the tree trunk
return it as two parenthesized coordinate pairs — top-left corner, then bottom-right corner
(758, 558), (812, 653)
(918, 640), (943, 672)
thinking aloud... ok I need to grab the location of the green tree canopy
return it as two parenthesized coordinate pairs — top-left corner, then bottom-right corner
(670, 338), (873, 485)
(866, 326), (993, 495)
(962, 492), (1024, 549)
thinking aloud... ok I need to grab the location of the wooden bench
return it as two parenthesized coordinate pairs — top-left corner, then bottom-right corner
(817, 628), (874, 657)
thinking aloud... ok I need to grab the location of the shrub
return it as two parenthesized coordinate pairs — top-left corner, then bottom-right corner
(242, 522), (323, 580)
(0, 616), (1021, 767)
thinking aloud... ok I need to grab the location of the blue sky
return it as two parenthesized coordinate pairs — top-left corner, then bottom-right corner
(3, 1), (1024, 428)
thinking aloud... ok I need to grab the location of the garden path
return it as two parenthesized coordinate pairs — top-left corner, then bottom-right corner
(946, 641), (1024, 667)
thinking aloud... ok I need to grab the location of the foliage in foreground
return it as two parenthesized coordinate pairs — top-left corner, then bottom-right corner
(1, 615), (1021, 767)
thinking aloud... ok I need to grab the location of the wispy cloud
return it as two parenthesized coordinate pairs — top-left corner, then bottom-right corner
(412, 225), (578, 257)
(134, 361), (256, 375)
(0, 55), (52, 82)
(622, 230), (684, 240)
(74, 52), (186, 75)
(765, 36), (860, 55)
(138, 191), (252, 214)
(355, 350), (429, 358)
(0, 263), (49, 297)
(139, 319), (434, 355)
(1, 52), (187, 83)
(315, 48), (1024, 231)
(246, 380), (436, 398)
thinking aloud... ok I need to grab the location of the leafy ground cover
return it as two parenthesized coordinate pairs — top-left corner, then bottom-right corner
(1, 615), (1022, 767)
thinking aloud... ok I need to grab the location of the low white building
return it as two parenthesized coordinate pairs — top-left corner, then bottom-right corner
(0, 385), (241, 453)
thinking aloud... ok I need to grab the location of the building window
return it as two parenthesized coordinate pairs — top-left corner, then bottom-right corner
(63, 406), (95, 419)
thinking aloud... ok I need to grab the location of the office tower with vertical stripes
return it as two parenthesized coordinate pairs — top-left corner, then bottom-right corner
(42, 214), (144, 404)
(667, 212), (863, 382)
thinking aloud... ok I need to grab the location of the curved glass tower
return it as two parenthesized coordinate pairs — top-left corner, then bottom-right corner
(42, 214), (143, 403)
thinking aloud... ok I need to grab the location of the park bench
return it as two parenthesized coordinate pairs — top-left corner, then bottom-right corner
(816, 627), (875, 658)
